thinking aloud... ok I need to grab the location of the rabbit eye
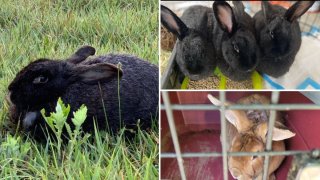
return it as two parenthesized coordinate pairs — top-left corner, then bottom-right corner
(233, 42), (239, 53)
(269, 31), (274, 39)
(252, 155), (258, 160)
(33, 75), (48, 84)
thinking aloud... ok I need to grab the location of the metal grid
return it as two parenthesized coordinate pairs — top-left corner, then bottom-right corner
(161, 1), (320, 89)
(161, 91), (320, 180)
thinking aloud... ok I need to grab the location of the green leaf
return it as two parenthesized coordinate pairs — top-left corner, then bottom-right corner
(72, 104), (87, 127)
(39, 98), (87, 141)
(40, 97), (70, 135)
(52, 98), (70, 130)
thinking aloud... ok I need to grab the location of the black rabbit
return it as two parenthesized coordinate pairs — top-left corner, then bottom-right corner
(7, 46), (158, 140)
(212, 1), (259, 81)
(161, 2), (259, 82)
(254, 1), (315, 77)
(161, 5), (216, 81)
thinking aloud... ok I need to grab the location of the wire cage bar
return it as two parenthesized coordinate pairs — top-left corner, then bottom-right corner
(219, 91), (229, 180)
(161, 150), (310, 158)
(262, 92), (279, 180)
(160, 104), (320, 111)
(161, 91), (320, 180)
(162, 92), (187, 180)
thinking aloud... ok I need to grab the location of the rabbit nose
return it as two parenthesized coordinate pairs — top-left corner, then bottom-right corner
(22, 112), (39, 131)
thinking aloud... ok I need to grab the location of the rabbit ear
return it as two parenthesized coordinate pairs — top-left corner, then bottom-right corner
(161, 5), (189, 40)
(261, 1), (273, 20)
(256, 122), (296, 142)
(207, 94), (222, 106)
(72, 63), (122, 84)
(67, 45), (96, 64)
(285, 1), (315, 23)
(272, 127), (296, 141)
(232, 1), (245, 17)
(213, 1), (237, 34)
(207, 94), (251, 132)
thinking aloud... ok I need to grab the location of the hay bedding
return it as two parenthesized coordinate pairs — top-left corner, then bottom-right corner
(160, 50), (171, 76)
(160, 26), (175, 76)
(161, 26), (176, 52)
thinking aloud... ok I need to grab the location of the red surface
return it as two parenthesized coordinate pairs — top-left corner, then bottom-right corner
(162, 130), (224, 180)
(161, 92), (320, 180)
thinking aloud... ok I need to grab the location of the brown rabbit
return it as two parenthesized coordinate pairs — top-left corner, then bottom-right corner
(207, 94), (295, 180)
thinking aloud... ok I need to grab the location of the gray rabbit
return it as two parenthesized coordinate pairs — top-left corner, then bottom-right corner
(161, 5), (216, 81)
(212, 1), (259, 81)
(7, 46), (158, 141)
(254, 1), (315, 77)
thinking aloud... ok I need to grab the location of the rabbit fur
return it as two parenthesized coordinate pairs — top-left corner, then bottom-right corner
(7, 46), (158, 141)
(161, 5), (216, 81)
(208, 94), (295, 180)
(253, 1), (315, 77)
(212, 1), (259, 81)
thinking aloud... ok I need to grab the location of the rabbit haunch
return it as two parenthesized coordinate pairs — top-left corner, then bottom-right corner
(7, 46), (158, 139)
(208, 94), (295, 180)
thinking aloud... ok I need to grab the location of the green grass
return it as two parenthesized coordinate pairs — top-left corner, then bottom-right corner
(0, 0), (158, 179)
(0, 124), (159, 179)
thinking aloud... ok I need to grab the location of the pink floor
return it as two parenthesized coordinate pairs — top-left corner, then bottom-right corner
(161, 92), (320, 180)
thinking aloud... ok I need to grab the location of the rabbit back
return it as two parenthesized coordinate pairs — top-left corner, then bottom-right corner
(63, 54), (158, 132)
